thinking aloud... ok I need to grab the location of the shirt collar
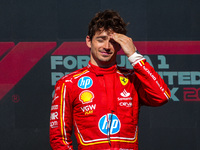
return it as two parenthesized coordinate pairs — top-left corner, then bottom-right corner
(87, 61), (117, 75)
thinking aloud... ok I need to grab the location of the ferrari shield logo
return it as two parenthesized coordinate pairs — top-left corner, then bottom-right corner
(120, 76), (128, 86)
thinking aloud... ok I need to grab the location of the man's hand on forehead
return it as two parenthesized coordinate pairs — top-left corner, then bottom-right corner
(111, 33), (136, 57)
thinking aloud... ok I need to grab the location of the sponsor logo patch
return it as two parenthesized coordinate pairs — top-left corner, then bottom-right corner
(52, 94), (59, 104)
(120, 76), (129, 86)
(65, 78), (73, 83)
(79, 90), (94, 104)
(51, 105), (58, 110)
(78, 76), (93, 89)
(50, 121), (58, 128)
(118, 89), (132, 101)
(50, 112), (58, 120)
(119, 102), (133, 107)
(81, 104), (96, 115)
(98, 114), (121, 135)
(120, 89), (130, 97)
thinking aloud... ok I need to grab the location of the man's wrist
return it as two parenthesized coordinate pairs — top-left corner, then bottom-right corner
(128, 50), (145, 67)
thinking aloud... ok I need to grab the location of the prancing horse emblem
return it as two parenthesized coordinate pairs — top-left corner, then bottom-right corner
(119, 76), (128, 86)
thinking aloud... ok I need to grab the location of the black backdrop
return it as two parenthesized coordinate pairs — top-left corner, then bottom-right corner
(1, 0), (200, 41)
(0, 0), (200, 150)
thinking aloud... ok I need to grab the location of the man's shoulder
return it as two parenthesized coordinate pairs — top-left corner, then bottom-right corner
(57, 66), (90, 85)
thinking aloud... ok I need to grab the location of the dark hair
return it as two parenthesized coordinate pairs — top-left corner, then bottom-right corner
(88, 10), (127, 39)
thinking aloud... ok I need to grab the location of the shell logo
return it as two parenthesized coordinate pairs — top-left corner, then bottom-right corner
(79, 90), (94, 104)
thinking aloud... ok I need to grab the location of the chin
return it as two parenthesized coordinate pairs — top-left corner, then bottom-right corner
(99, 57), (112, 62)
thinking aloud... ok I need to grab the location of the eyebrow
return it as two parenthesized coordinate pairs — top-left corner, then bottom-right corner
(95, 36), (108, 39)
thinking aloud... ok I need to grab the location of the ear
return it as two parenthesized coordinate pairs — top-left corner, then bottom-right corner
(86, 36), (91, 48)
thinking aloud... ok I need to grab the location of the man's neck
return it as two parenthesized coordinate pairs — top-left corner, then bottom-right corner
(90, 60), (116, 68)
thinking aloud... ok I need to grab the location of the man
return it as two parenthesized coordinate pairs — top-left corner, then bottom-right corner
(50, 10), (171, 150)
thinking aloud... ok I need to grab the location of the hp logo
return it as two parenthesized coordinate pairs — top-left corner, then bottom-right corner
(98, 114), (121, 135)
(78, 76), (93, 89)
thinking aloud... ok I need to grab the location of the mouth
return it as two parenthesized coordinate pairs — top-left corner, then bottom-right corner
(99, 50), (112, 56)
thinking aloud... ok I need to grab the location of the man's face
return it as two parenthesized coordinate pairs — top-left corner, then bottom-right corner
(86, 29), (121, 68)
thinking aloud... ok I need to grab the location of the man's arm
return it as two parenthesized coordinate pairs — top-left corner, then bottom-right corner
(49, 80), (73, 150)
(112, 33), (171, 105)
(129, 52), (171, 106)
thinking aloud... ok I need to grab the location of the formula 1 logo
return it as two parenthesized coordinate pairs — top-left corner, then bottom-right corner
(78, 76), (93, 89)
(98, 114), (121, 135)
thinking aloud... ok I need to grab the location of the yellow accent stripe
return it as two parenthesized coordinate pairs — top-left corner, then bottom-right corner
(141, 60), (145, 65)
(165, 91), (171, 98)
(60, 83), (67, 145)
(77, 133), (137, 146)
(73, 69), (88, 77)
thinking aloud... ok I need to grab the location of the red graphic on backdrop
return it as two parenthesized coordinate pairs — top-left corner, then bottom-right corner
(0, 42), (57, 100)
(183, 87), (200, 101)
(0, 42), (15, 58)
(0, 41), (200, 100)
(52, 41), (200, 55)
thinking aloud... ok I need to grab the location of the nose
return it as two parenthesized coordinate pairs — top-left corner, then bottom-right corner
(104, 40), (111, 50)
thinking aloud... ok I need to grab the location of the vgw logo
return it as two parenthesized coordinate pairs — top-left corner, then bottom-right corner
(78, 76), (93, 89)
(98, 114), (121, 135)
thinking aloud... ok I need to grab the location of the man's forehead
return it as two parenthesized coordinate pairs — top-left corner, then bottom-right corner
(95, 28), (114, 36)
